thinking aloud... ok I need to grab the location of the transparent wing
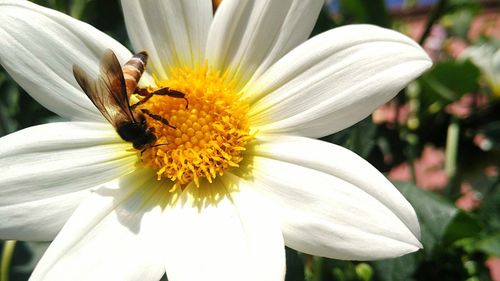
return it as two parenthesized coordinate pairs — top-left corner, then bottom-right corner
(73, 49), (135, 128)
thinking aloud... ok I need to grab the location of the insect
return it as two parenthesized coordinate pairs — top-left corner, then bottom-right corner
(73, 49), (186, 150)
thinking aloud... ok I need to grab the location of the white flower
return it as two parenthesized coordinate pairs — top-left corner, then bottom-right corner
(0, 1), (432, 280)
(460, 42), (500, 96)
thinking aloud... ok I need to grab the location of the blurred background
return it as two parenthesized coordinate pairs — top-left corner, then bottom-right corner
(0, 0), (499, 280)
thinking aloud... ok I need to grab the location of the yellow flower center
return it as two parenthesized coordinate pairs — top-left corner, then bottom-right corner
(136, 65), (252, 188)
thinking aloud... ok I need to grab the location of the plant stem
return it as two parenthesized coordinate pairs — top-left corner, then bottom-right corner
(70, 0), (91, 19)
(312, 257), (323, 281)
(1, 240), (16, 281)
(418, 0), (449, 45)
(445, 118), (459, 178)
(304, 255), (323, 281)
(407, 143), (418, 185)
(445, 117), (460, 197)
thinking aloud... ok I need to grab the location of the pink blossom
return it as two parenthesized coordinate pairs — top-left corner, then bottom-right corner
(445, 94), (489, 119)
(474, 133), (494, 151)
(388, 145), (449, 190)
(455, 181), (481, 211)
(487, 258), (500, 281)
(444, 38), (469, 58)
(372, 100), (410, 126)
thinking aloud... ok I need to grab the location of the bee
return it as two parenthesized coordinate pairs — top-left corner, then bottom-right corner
(72, 49), (186, 150)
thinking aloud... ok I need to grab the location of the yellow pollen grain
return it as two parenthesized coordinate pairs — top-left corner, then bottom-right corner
(137, 64), (251, 188)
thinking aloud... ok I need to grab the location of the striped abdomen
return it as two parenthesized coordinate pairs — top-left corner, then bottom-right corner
(122, 51), (148, 96)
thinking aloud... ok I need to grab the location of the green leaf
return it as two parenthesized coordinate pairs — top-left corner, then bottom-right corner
(359, 0), (391, 27)
(372, 182), (483, 280)
(396, 181), (459, 255)
(355, 263), (373, 281)
(339, 0), (368, 23)
(476, 233), (500, 256)
(70, 0), (92, 19)
(0, 241), (49, 281)
(440, 0), (479, 39)
(444, 211), (482, 244)
(326, 260), (359, 281)
(345, 118), (377, 159)
(339, 0), (390, 27)
(442, 9), (476, 38)
(321, 118), (377, 159)
(372, 251), (420, 281)
(311, 7), (337, 36)
(285, 248), (305, 281)
(478, 185), (500, 233)
(419, 60), (480, 104)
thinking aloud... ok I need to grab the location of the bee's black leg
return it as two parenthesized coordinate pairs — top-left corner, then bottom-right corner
(141, 109), (176, 129)
(151, 143), (169, 148)
(130, 92), (154, 111)
(153, 88), (189, 109)
(137, 88), (150, 97)
(133, 88), (189, 110)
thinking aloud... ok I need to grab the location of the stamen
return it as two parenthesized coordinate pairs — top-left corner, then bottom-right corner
(136, 65), (251, 187)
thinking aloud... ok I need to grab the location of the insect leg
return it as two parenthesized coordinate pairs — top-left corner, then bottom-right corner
(136, 88), (150, 96)
(131, 88), (189, 110)
(141, 109), (176, 129)
(153, 88), (189, 109)
(130, 91), (155, 110)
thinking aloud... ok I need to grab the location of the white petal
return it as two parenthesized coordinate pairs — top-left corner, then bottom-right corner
(30, 169), (166, 281)
(0, 1), (134, 121)
(0, 122), (136, 206)
(163, 175), (285, 281)
(0, 190), (88, 241)
(121, 0), (213, 79)
(461, 43), (500, 87)
(245, 135), (421, 260)
(247, 25), (432, 138)
(206, 0), (323, 89)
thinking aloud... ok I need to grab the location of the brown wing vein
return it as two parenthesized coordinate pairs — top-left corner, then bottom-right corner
(73, 49), (135, 129)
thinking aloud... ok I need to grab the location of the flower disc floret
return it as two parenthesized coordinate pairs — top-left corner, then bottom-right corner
(138, 65), (252, 188)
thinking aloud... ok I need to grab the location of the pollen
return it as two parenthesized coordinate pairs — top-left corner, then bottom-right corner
(136, 65), (252, 188)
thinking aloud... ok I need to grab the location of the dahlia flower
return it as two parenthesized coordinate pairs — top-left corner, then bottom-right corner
(0, 0), (431, 280)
